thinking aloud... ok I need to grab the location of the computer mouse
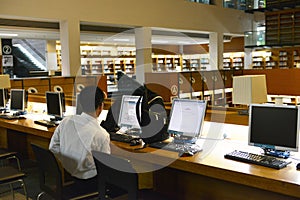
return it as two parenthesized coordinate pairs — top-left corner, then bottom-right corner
(130, 139), (141, 146)
(296, 163), (300, 170)
(179, 151), (194, 157)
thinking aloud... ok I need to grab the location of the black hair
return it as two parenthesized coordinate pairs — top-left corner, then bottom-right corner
(78, 86), (104, 113)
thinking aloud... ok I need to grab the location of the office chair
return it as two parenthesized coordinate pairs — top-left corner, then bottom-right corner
(92, 151), (171, 200)
(31, 143), (98, 200)
(0, 149), (28, 200)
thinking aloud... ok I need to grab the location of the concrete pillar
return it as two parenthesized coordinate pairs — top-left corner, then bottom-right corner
(209, 32), (223, 70)
(135, 27), (152, 85)
(46, 40), (57, 74)
(244, 48), (252, 69)
(59, 19), (81, 76)
(214, 0), (223, 7)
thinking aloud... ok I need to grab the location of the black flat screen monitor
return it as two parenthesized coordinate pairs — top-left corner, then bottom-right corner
(10, 89), (25, 111)
(118, 95), (141, 130)
(248, 104), (300, 156)
(167, 98), (207, 142)
(46, 92), (63, 120)
(0, 89), (5, 108)
(75, 93), (83, 115)
(59, 92), (66, 113)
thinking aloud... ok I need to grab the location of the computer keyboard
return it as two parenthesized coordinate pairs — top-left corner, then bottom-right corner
(0, 115), (25, 120)
(34, 120), (56, 127)
(149, 141), (202, 154)
(224, 150), (292, 169)
(109, 132), (135, 143)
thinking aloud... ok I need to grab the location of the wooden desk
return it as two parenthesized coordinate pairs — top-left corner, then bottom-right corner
(0, 114), (300, 199)
(111, 123), (300, 200)
(0, 117), (55, 159)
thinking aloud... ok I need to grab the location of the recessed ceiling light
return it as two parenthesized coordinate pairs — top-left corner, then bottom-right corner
(152, 40), (168, 44)
(113, 38), (130, 42)
(177, 41), (192, 44)
(0, 33), (18, 37)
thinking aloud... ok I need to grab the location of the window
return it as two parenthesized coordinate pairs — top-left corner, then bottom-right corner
(188, 0), (211, 5)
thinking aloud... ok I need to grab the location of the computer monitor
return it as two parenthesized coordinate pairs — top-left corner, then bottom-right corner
(46, 91), (63, 121)
(10, 89), (25, 112)
(167, 98), (207, 143)
(59, 92), (66, 113)
(118, 95), (141, 131)
(0, 89), (6, 109)
(75, 93), (83, 115)
(248, 104), (300, 158)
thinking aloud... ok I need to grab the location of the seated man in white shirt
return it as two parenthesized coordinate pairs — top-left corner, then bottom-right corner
(49, 85), (110, 187)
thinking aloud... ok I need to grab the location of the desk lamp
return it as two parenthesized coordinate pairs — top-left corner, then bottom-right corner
(0, 74), (11, 89)
(0, 74), (11, 111)
(232, 75), (267, 115)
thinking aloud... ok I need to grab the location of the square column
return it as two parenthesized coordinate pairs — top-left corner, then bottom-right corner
(209, 32), (224, 70)
(59, 19), (81, 76)
(46, 40), (57, 75)
(135, 27), (152, 85)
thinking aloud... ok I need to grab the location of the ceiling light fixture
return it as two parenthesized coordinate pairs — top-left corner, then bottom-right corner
(152, 40), (168, 44)
(0, 33), (18, 37)
(113, 38), (130, 42)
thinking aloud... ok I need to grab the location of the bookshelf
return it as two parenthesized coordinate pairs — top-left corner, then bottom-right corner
(266, 9), (300, 46)
(223, 52), (244, 70)
(278, 50), (289, 68)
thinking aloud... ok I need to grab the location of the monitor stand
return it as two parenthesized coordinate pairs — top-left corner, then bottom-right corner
(173, 136), (197, 144)
(50, 116), (63, 122)
(263, 148), (290, 159)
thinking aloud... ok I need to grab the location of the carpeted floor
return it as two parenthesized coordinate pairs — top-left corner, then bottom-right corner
(1, 159), (122, 200)
(0, 193), (31, 200)
(0, 159), (52, 200)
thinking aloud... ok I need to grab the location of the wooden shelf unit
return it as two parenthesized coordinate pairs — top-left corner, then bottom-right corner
(223, 52), (244, 70)
(266, 9), (300, 46)
(252, 47), (300, 69)
(152, 55), (181, 72)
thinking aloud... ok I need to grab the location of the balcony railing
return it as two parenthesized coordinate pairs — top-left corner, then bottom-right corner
(244, 30), (265, 47)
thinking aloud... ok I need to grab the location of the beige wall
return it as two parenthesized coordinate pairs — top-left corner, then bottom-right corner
(0, 0), (253, 35)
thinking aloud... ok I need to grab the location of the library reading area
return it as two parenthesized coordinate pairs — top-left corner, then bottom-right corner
(1, 0), (300, 199)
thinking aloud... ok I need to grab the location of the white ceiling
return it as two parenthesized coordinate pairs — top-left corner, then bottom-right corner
(0, 26), (211, 46)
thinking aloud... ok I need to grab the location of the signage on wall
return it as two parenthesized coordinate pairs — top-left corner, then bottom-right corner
(1, 39), (13, 67)
(170, 84), (178, 96)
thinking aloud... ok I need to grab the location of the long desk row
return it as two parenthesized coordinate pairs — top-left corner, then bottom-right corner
(0, 113), (300, 199)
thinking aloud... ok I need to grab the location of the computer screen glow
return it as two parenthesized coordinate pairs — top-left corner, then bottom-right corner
(168, 99), (207, 138)
(118, 95), (141, 129)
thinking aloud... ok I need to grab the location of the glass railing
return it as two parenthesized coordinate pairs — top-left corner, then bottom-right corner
(244, 30), (265, 47)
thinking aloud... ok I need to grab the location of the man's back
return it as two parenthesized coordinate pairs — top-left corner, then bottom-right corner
(49, 112), (110, 179)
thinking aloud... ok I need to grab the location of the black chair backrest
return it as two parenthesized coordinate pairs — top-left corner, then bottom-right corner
(31, 143), (63, 199)
(92, 151), (139, 200)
